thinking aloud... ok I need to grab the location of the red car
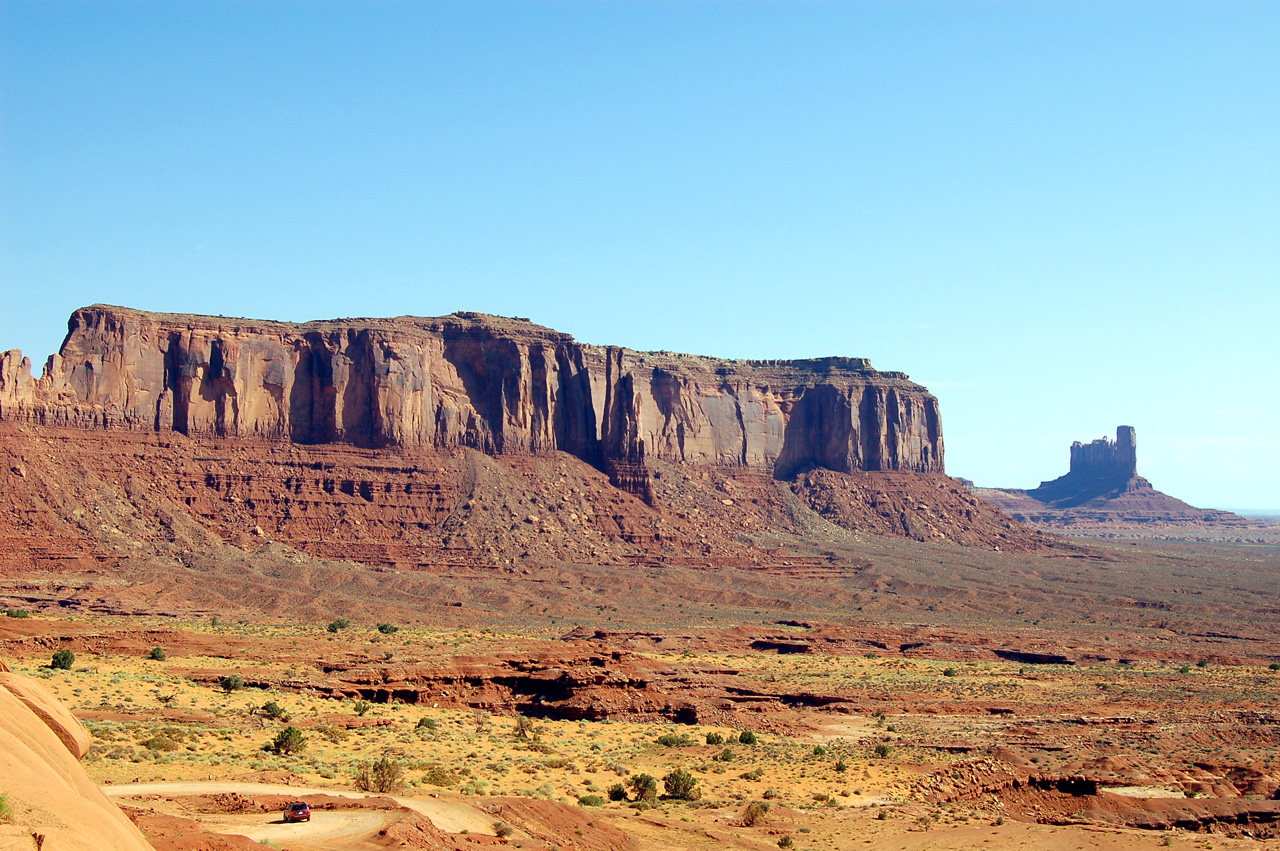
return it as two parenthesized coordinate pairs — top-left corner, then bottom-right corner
(283, 801), (311, 823)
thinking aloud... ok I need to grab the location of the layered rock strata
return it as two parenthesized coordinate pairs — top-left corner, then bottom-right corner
(0, 305), (944, 499)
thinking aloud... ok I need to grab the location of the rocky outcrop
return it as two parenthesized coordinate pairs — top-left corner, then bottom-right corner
(0, 306), (944, 496)
(977, 426), (1260, 539)
(0, 662), (153, 850)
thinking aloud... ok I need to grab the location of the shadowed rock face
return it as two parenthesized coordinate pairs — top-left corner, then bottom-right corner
(0, 306), (944, 496)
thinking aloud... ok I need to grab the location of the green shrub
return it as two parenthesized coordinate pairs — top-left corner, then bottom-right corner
(713, 748), (735, 762)
(812, 745), (826, 756)
(355, 756), (404, 793)
(1178, 665), (1192, 674)
(141, 734), (180, 752)
(327, 618), (351, 633)
(663, 768), (700, 800)
(705, 731), (724, 745)
(354, 700), (371, 716)
(421, 764), (461, 787)
(835, 758), (848, 772)
(51, 650), (75, 670)
(742, 800), (770, 826)
(1269, 662), (1280, 672)
(266, 727), (307, 755)
(607, 783), (628, 801)
(147, 647), (167, 661)
(3, 609), (30, 619)
(1196, 659), (1209, 668)
(778, 835), (793, 848)
(629, 773), (658, 804)
(762, 787), (781, 799)
(0, 794), (11, 822)
(873, 744), (891, 759)
(416, 717), (437, 731)
(657, 732), (693, 747)
(577, 794), (606, 807)
(220, 674), (244, 692)
(943, 667), (958, 677)
(493, 822), (514, 838)
(260, 701), (289, 721)
(738, 731), (757, 745)
(376, 623), (399, 634)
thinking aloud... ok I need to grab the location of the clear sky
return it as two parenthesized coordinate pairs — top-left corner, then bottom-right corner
(2, 1), (1277, 510)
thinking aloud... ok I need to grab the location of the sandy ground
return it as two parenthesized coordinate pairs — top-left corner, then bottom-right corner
(200, 810), (393, 843)
(104, 781), (499, 834)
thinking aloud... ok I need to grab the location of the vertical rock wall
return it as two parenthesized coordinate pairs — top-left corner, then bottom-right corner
(1, 305), (944, 488)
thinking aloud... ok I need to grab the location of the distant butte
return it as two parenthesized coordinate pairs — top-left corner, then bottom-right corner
(976, 426), (1262, 540)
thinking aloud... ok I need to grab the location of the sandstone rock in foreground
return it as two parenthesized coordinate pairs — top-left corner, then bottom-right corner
(0, 662), (152, 851)
(0, 305), (943, 504)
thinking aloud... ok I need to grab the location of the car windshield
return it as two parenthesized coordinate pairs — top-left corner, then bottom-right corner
(291, 804), (307, 810)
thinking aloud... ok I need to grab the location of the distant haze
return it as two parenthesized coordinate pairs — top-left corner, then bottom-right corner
(2, 2), (1276, 510)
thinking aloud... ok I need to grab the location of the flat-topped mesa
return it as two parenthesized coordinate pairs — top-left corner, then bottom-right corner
(0, 305), (944, 497)
(1069, 426), (1137, 480)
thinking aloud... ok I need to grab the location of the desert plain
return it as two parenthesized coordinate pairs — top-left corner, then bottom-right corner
(2, 308), (1280, 850)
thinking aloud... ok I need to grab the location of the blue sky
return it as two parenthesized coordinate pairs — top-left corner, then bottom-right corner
(2, 1), (1277, 510)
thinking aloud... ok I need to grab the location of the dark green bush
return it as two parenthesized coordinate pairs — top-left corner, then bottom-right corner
(663, 768), (700, 800)
(220, 674), (244, 692)
(51, 650), (75, 670)
(705, 731), (724, 745)
(607, 783), (628, 801)
(657, 732), (693, 747)
(629, 773), (658, 804)
(738, 731), (757, 745)
(327, 618), (351, 633)
(260, 701), (289, 721)
(376, 622), (399, 634)
(266, 726), (307, 755)
(577, 794), (606, 807)
(148, 647), (167, 661)
(3, 609), (31, 619)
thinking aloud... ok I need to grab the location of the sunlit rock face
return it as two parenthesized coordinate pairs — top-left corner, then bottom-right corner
(1, 305), (943, 500)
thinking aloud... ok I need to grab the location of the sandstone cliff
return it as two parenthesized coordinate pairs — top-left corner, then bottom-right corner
(0, 306), (943, 499)
(0, 662), (152, 850)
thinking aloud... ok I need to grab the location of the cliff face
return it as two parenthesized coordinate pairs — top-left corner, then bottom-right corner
(0, 305), (943, 491)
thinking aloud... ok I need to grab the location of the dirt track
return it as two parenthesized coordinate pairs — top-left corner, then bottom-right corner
(104, 781), (499, 838)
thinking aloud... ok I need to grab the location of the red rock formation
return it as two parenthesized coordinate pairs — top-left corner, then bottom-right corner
(0, 306), (944, 491)
(977, 426), (1261, 539)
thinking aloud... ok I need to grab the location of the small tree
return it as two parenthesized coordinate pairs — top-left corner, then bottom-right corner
(376, 622), (399, 634)
(220, 674), (245, 693)
(738, 730), (757, 745)
(148, 647), (167, 661)
(355, 756), (404, 793)
(629, 773), (658, 804)
(260, 701), (289, 721)
(327, 618), (351, 633)
(266, 726), (307, 755)
(607, 783), (628, 801)
(663, 768), (700, 801)
(353, 700), (371, 717)
(51, 650), (75, 670)
(706, 731), (724, 745)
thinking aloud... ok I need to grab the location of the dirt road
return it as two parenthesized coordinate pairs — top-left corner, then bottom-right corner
(103, 781), (499, 839)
